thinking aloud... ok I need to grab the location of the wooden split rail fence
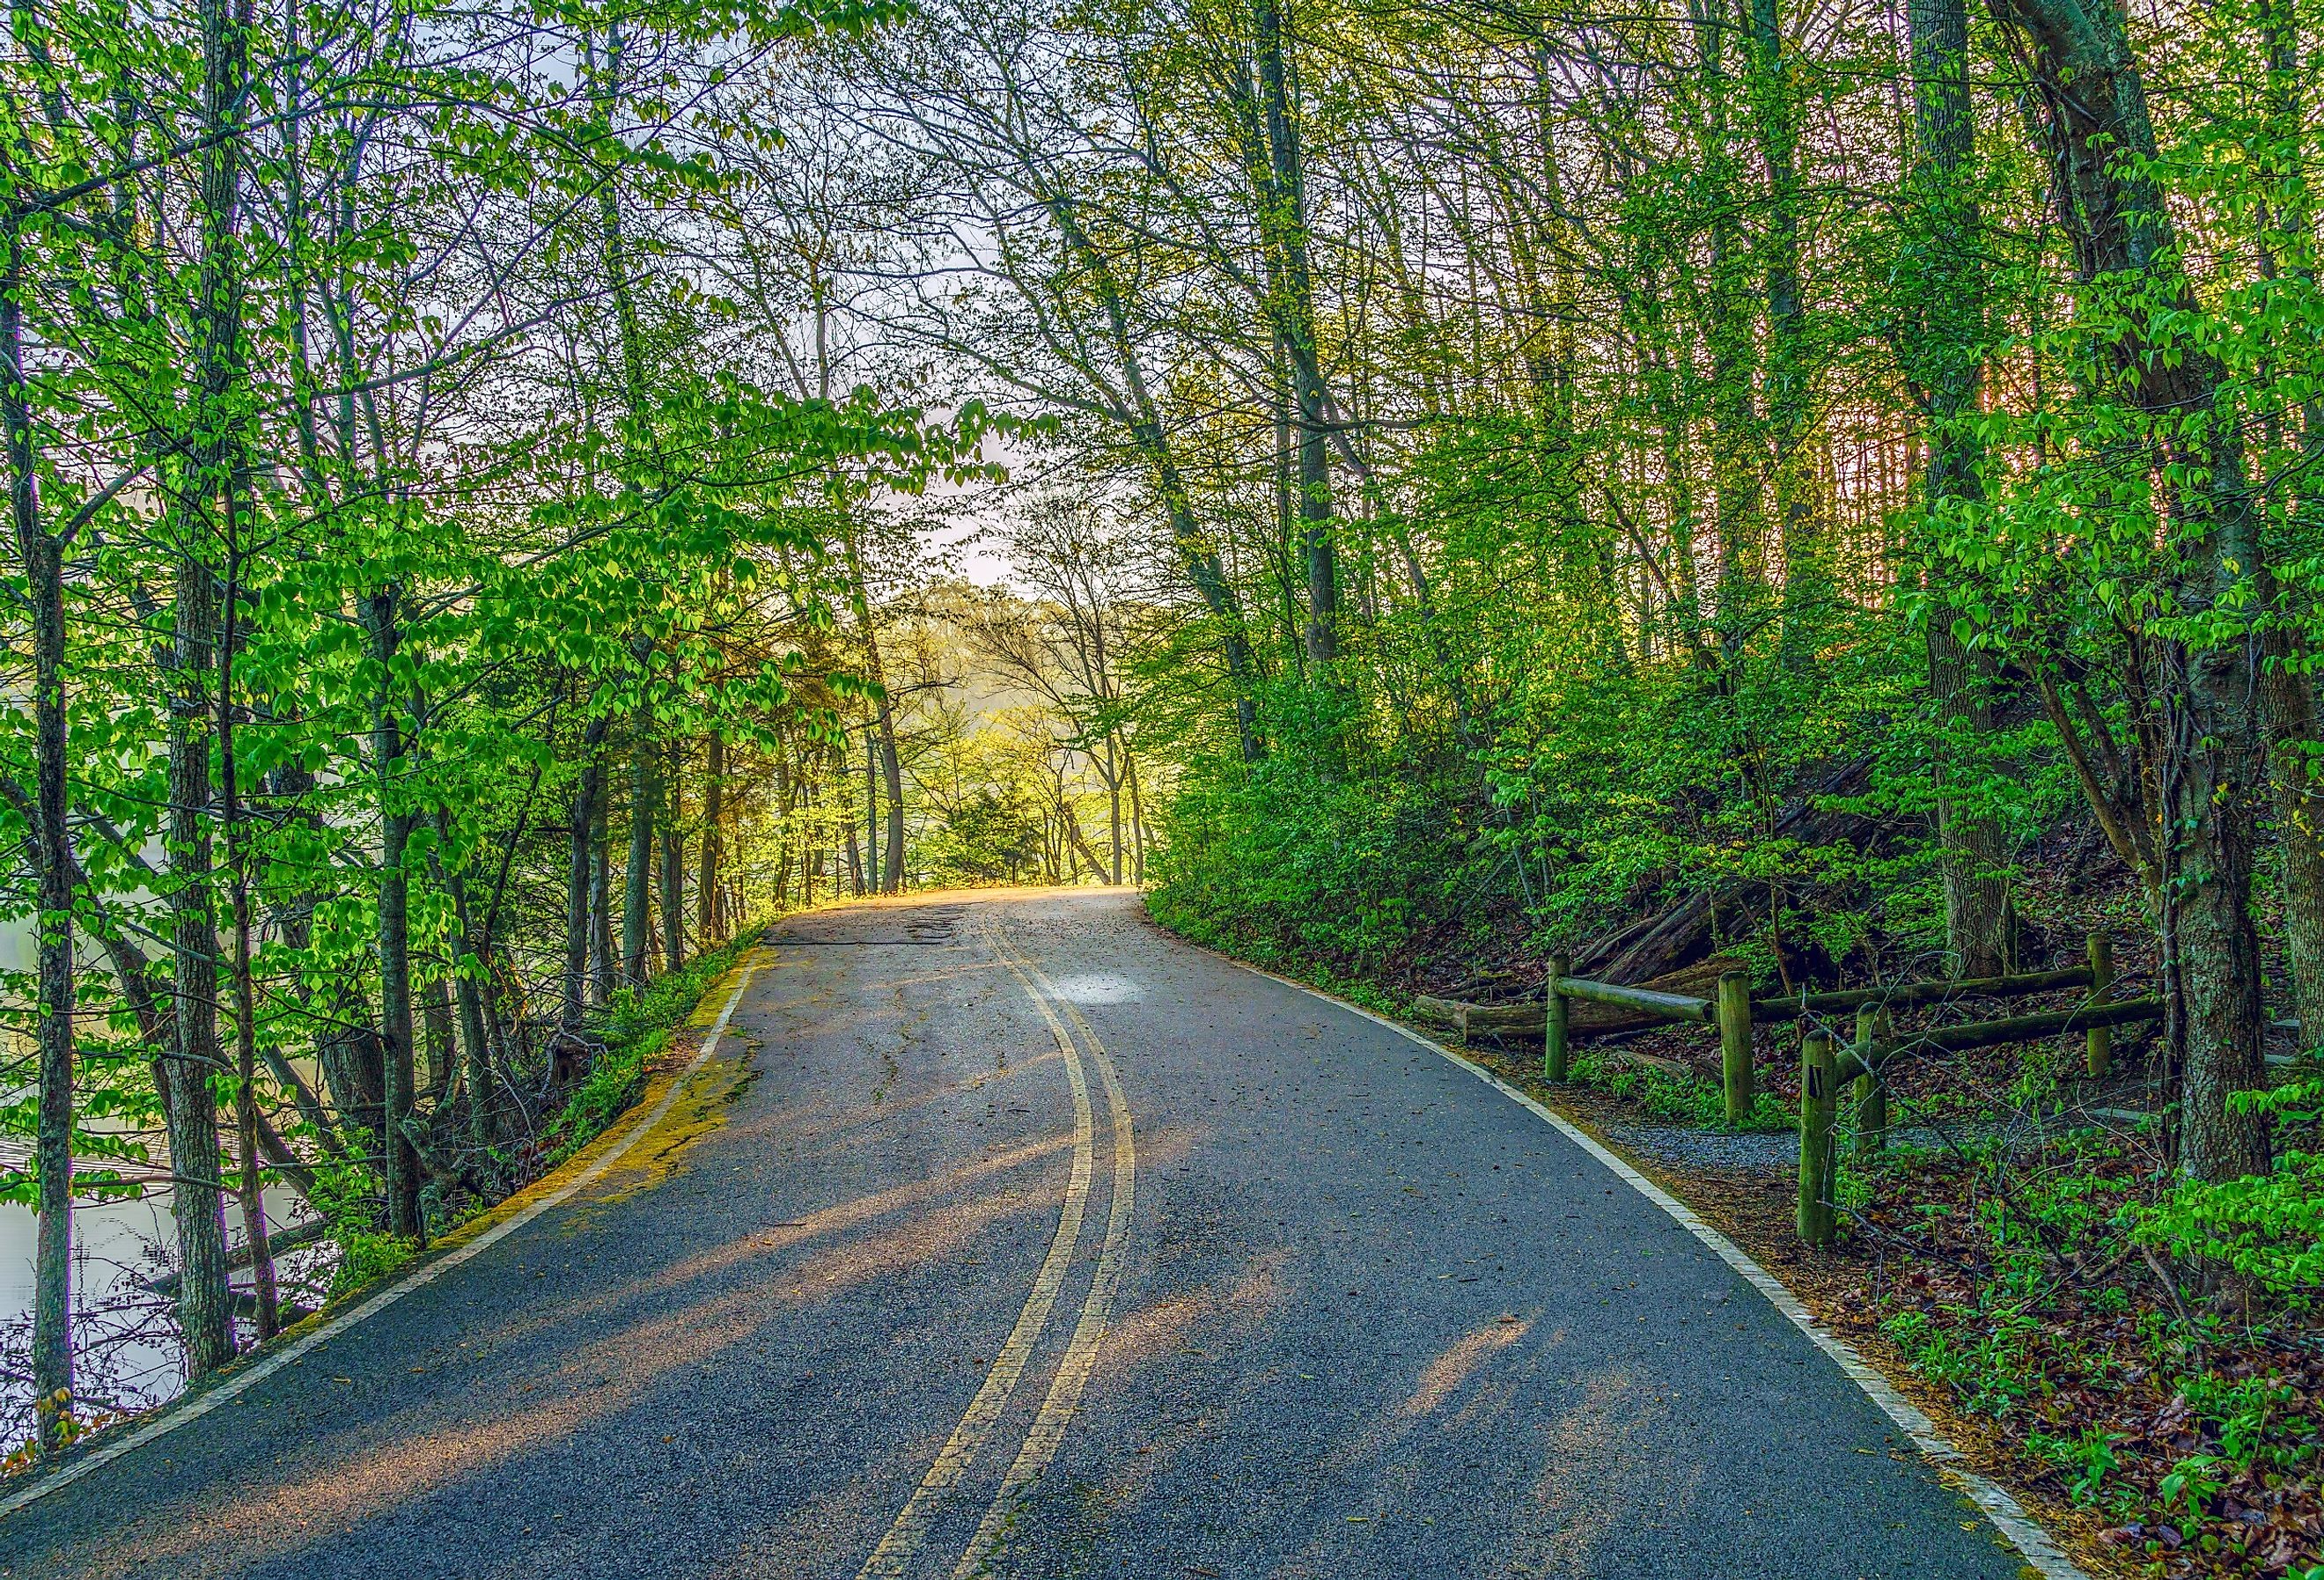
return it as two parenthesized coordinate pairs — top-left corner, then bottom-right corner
(1413, 933), (2166, 1246)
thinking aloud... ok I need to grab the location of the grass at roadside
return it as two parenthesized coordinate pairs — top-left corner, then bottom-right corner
(540, 930), (761, 1171)
(1567, 1046), (1793, 1132)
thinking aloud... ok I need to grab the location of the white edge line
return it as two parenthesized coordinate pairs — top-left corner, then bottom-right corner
(1216, 952), (2087, 1580)
(0, 952), (767, 1522)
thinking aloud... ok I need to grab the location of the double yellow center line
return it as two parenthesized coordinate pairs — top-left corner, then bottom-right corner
(854, 921), (1136, 1580)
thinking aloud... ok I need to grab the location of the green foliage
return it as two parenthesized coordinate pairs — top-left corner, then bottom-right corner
(923, 790), (1047, 886)
(544, 1030), (673, 1175)
(2178, 1372), (2318, 1479)
(2134, 1080), (2324, 1306)
(309, 1159), (420, 1304)
(2028, 1424), (2122, 1507)
(1148, 746), (1468, 973)
(328, 1229), (425, 1305)
(1883, 1299), (2052, 1419)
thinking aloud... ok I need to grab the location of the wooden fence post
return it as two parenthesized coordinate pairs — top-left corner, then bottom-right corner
(1798, 1030), (1837, 1246)
(1854, 1003), (1889, 1159)
(1544, 953), (1570, 1083)
(1718, 971), (1754, 1123)
(2085, 932), (2114, 1079)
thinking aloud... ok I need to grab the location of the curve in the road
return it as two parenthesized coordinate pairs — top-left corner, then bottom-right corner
(854, 924), (1103, 1580)
(948, 921), (1137, 1579)
(1240, 955), (2084, 1580)
(0, 890), (2091, 1580)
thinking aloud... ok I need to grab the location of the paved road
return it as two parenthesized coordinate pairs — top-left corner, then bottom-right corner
(0, 891), (2034, 1578)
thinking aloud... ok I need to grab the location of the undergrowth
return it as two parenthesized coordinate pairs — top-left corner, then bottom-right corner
(1568, 1047), (1792, 1132)
(311, 930), (763, 1310)
(1847, 1121), (2324, 1577)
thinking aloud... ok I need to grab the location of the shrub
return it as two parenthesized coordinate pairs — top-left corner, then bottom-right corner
(2133, 1079), (2324, 1308)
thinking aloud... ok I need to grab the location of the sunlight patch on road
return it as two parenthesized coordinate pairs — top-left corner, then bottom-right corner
(85, 1255), (806, 1572)
(1516, 1369), (1681, 1570)
(653, 1131), (1077, 1287)
(1400, 1315), (1535, 1421)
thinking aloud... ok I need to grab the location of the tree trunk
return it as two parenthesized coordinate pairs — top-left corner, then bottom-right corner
(154, 0), (254, 1382)
(864, 724), (881, 893)
(5, 216), (77, 1446)
(430, 810), (495, 1144)
(2251, 0), (2324, 1050)
(774, 743), (794, 905)
(589, 803), (613, 1005)
(219, 549), (280, 1341)
(1693, 0), (1764, 611)
(1991, 0), (2271, 1181)
(1252, 0), (1336, 677)
(165, 533), (235, 1375)
(698, 731), (724, 935)
(1125, 747), (1149, 886)
(877, 709), (905, 894)
(624, 709), (655, 987)
(1747, 0), (1820, 654)
(1928, 626), (2011, 974)
(564, 710), (612, 1033)
(1042, 199), (1263, 761)
(363, 589), (422, 1240)
(661, 739), (686, 969)
(801, 778), (818, 908)
(2173, 650), (2274, 1179)
(1907, 0), (2011, 977)
(848, 587), (908, 897)
(1106, 745), (1123, 886)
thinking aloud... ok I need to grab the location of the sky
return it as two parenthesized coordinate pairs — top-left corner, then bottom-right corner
(917, 433), (1036, 590)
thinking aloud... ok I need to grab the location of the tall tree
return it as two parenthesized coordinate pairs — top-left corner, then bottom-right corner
(1902, 0), (2010, 974)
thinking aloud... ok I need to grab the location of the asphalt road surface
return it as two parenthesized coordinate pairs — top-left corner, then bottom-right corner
(0, 890), (2039, 1579)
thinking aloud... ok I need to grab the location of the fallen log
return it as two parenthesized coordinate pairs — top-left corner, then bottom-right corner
(1411, 996), (1545, 1039)
(137, 1218), (335, 1297)
(1573, 755), (1878, 985)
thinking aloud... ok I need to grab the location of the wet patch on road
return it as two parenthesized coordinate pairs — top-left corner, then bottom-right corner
(1040, 973), (1144, 1004)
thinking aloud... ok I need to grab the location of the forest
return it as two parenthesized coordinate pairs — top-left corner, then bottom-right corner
(5, 0), (2323, 1566)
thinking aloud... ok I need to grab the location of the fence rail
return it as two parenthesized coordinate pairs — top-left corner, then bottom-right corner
(1753, 965), (2094, 1020)
(1797, 939), (2159, 1246)
(1416, 933), (2173, 1245)
(1531, 935), (2134, 1129)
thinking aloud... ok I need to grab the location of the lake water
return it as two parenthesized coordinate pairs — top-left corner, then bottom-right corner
(0, 1182), (323, 1436)
(0, 914), (339, 1437)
